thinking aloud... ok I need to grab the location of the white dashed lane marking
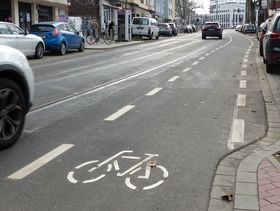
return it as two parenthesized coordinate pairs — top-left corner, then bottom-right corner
(168, 76), (180, 82)
(104, 105), (135, 121)
(241, 71), (247, 76)
(199, 57), (205, 60)
(242, 64), (248, 68)
(183, 67), (191, 72)
(240, 80), (247, 89)
(8, 144), (74, 180)
(229, 119), (245, 143)
(145, 87), (162, 96)
(192, 61), (199, 66)
(237, 94), (246, 107)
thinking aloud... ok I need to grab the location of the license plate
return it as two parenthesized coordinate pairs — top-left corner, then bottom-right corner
(137, 27), (144, 30)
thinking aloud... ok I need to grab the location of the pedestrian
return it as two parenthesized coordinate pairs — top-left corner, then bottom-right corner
(108, 20), (115, 36)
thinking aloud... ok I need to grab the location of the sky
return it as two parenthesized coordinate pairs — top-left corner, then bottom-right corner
(194, 0), (210, 14)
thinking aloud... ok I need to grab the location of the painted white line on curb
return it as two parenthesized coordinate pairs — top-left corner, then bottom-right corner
(145, 87), (162, 96)
(183, 67), (191, 72)
(229, 119), (245, 143)
(8, 144), (74, 180)
(104, 105), (135, 121)
(237, 94), (246, 107)
(241, 71), (247, 76)
(168, 76), (180, 82)
(240, 80), (247, 88)
(192, 61), (199, 66)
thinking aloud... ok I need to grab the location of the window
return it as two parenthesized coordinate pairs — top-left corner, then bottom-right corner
(30, 25), (54, 32)
(133, 18), (149, 25)
(274, 17), (280, 32)
(0, 23), (11, 34)
(7, 24), (24, 35)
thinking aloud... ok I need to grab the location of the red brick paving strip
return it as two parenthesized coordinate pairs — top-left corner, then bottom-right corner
(258, 159), (280, 211)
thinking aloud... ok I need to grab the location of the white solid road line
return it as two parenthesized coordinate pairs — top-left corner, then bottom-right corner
(241, 71), (247, 76)
(240, 80), (247, 89)
(192, 61), (199, 66)
(104, 105), (135, 121)
(237, 94), (246, 107)
(229, 119), (245, 143)
(8, 144), (74, 180)
(145, 87), (162, 96)
(168, 76), (180, 82)
(183, 67), (191, 72)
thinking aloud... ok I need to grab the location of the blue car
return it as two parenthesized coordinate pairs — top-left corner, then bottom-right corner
(30, 22), (84, 55)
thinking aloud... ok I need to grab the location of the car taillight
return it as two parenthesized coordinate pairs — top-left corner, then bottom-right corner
(52, 28), (59, 36)
(269, 32), (280, 39)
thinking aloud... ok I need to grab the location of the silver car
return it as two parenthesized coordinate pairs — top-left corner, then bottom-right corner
(0, 21), (45, 59)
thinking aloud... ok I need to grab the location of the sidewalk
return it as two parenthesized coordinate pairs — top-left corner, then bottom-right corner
(208, 35), (280, 211)
(85, 40), (146, 50)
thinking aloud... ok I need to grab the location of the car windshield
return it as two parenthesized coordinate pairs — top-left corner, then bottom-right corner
(30, 25), (54, 32)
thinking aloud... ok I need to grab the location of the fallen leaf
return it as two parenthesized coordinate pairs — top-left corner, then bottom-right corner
(221, 192), (233, 201)
(147, 161), (157, 167)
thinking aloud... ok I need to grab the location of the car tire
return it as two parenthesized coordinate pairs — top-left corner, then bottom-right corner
(34, 42), (44, 59)
(78, 40), (85, 52)
(59, 42), (66, 55)
(149, 33), (153, 40)
(266, 62), (274, 73)
(202, 35), (206, 39)
(263, 57), (267, 64)
(156, 36), (159, 40)
(219, 35), (222, 39)
(259, 46), (263, 57)
(0, 79), (26, 149)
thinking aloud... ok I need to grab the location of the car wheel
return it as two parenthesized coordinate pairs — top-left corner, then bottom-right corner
(202, 35), (206, 39)
(263, 57), (266, 64)
(259, 46), (263, 57)
(34, 42), (44, 59)
(0, 79), (26, 149)
(156, 36), (159, 40)
(219, 35), (222, 39)
(78, 40), (85, 52)
(266, 62), (274, 73)
(149, 33), (153, 40)
(59, 42), (66, 55)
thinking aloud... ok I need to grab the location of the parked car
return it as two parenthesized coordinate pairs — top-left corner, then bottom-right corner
(202, 22), (223, 39)
(242, 24), (256, 33)
(263, 12), (280, 73)
(168, 23), (178, 36)
(190, 24), (197, 32)
(0, 45), (34, 149)
(259, 19), (271, 56)
(159, 23), (172, 36)
(30, 22), (85, 55)
(0, 21), (45, 59)
(131, 17), (159, 40)
(235, 24), (243, 32)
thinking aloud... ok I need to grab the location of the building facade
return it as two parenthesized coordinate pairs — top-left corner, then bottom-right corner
(0, 0), (68, 31)
(210, 0), (246, 27)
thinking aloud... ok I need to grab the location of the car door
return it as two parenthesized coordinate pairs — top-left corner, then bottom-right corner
(0, 23), (16, 49)
(7, 23), (34, 56)
(67, 24), (81, 48)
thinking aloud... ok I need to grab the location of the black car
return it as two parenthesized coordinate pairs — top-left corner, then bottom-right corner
(263, 12), (280, 73)
(202, 22), (223, 39)
(243, 24), (256, 33)
(168, 23), (178, 36)
(259, 19), (271, 56)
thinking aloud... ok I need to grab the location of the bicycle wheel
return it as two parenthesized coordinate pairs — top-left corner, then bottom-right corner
(86, 35), (96, 45)
(103, 33), (112, 45)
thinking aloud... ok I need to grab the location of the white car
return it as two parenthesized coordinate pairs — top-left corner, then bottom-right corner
(0, 44), (34, 149)
(0, 21), (45, 59)
(132, 17), (159, 40)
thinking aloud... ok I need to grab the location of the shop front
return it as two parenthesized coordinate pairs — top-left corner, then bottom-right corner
(0, 0), (12, 22)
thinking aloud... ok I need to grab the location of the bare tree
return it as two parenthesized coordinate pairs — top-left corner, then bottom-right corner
(176, 0), (203, 24)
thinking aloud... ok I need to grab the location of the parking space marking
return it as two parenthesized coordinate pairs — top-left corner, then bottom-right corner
(145, 87), (162, 96)
(168, 76), (180, 82)
(8, 144), (74, 180)
(242, 64), (248, 68)
(241, 71), (247, 76)
(183, 67), (191, 72)
(237, 94), (246, 107)
(199, 57), (205, 60)
(104, 105), (135, 121)
(240, 80), (247, 89)
(229, 119), (245, 143)
(192, 61), (199, 66)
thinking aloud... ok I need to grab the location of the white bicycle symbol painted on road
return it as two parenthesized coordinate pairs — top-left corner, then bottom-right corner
(67, 150), (168, 190)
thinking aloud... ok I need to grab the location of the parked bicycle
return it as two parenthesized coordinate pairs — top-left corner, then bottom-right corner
(86, 29), (112, 45)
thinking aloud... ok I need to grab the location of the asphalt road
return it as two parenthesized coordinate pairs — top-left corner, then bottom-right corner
(0, 30), (266, 211)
